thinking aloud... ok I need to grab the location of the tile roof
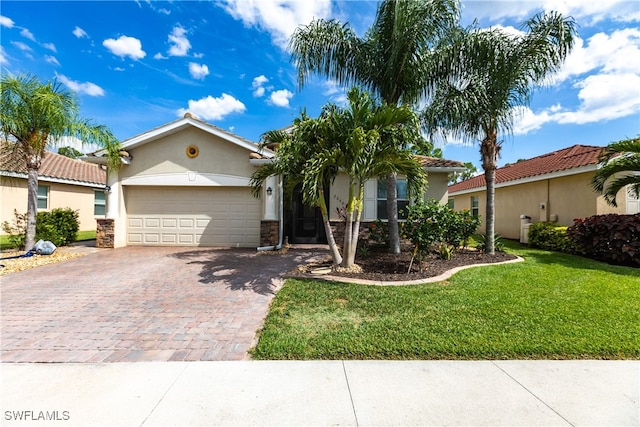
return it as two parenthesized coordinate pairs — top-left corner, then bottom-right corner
(448, 144), (604, 193)
(416, 155), (465, 169)
(1, 144), (106, 186)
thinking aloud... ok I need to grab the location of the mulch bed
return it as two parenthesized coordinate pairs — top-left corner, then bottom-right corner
(304, 248), (518, 282)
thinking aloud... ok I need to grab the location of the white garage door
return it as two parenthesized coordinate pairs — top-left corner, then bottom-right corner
(125, 186), (261, 247)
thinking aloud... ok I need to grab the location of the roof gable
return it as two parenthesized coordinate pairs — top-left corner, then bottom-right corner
(1, 143), (106, 186)
(449, 144), (604, 193)
(114, 114), (274, 158)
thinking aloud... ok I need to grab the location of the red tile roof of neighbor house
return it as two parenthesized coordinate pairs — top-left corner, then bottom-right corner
(1, 144), (106, 186)
(448, 144), (604, 193)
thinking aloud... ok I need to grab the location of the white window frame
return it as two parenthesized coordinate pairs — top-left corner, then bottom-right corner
(94, 190), (106, 216)
(37, 185), (49, 210)
(471, 196), (479, 217)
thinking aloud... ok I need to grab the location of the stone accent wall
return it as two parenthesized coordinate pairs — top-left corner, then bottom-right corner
(96, 218), (114, 248)
(260, 220), (280, 247)
(329, 221), (373, 246)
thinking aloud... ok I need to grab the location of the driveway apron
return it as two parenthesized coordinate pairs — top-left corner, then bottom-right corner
(1, 246), (325, 362)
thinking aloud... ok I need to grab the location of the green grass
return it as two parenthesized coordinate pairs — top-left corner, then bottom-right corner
(0, 230), (96, 250)
(252, 241), (640, 360)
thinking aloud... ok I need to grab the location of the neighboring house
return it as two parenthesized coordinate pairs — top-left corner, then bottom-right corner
(1, 144), (107, 233)
(88, 114), (465, 248)
(448, 144), (640, 240)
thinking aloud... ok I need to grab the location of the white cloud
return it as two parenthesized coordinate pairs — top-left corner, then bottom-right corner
(220, 0), (332, 49)
(554, 29), (640, 83)
(177, 94), (246, 120)
(0, 46), (8, 65)
(50, 136), (101, 156)
(154, 52), (168, 60)
(73, 26), (88, 38)
(42, 42), (56, 52)
(11, 41), (32, 52)
(45, 55), (60, 66)
(56, 73), (105, 97)
(158, 8), (171, 15)
(322, 80), (347, 104)
(189, 62), (209, 80)
(103, 35), (146, 60)
(167, 26), (191, 56)
(0, 15), (15, 28)
(252, 74), (268, 97)
(269, 89), (293, 107)
(462, 0), (640, 25)
(20, 28), (35, 41)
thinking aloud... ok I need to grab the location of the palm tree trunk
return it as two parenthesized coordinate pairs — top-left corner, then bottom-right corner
(342, 181), (356, 265)
(480, 135), (500, 255)
(485, 168), (496, 255)
(318, 187), (343, 266)
(386, 172), (400, 254)
(25, 167), (38, 250)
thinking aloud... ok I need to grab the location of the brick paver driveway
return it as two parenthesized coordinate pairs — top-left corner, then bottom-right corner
(1, 246), (325, 362)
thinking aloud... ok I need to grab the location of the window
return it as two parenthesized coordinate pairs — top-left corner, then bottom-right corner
(377, 179), (409, 220)
(37, 185), (49, 209)
(471, 196), (479, 217)
(94, 190), (106, 216)
(447, 198), (455, 209)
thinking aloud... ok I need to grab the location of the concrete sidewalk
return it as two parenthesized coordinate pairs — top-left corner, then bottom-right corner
(1, 360), (637, 426)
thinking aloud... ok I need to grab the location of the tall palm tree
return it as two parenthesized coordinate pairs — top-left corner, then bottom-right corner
(1, 73), (121, 249)
(592, 137), (640, 207)
(251, 88), (427, 268)
(422, 11), (576, 254)
(289, 0), (459, 254)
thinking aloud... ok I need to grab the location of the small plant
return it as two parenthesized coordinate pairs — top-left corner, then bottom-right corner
(368, 219), (389, 247)
(1, 209), (27, 250)
(475, 233), (505, 252)
(528, 222), (576, 253)
(36, 208), (79, 247)
(357, 241), (370, 258)
(436, 243), (454, 260)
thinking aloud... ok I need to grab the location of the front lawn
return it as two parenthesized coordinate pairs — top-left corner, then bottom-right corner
(252, 242), (640, 360)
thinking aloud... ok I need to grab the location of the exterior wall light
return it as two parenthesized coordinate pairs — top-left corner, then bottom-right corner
(266, 187), (273, 196)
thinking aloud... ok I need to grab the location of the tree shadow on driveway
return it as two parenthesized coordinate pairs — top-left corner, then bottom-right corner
(170, 248), (327, 295)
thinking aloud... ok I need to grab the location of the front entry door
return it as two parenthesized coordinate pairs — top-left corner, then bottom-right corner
(291, 183), (327, 244)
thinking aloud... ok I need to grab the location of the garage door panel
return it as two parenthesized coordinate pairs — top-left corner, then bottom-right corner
(126, 187), (261, 247)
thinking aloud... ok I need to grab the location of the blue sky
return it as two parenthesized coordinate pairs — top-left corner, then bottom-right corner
(1, 0), (639, 170)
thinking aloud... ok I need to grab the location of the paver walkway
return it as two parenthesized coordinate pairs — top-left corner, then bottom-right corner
(1, 246), (325, 362)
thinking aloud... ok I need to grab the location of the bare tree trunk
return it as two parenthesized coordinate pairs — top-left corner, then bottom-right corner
(344, 183), (365, 268)
(318, 187), (343, 266)
(386, 172), (400, 254)
(25, 168), (38, 250)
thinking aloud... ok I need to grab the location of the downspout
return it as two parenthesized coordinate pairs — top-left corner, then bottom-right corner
(257, 175), (284, 251)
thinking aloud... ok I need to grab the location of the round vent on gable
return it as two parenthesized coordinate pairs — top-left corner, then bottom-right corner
(186, 145), (199, 158)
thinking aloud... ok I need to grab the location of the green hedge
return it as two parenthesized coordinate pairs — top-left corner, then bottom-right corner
(528, 222), (576, 253)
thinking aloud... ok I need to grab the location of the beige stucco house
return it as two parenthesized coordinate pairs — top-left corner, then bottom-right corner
(448, 144), (640, 240)
(89, 114), (465, 248)
(1, 145), (107, 233)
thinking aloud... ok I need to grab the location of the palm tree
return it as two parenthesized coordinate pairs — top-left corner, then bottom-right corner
(289, 0), (459, 254)
(251, 88), (427, 268)
(1, 73), (121, 249)
(592, 137), (640, 207)
(422, 11), (576, 254)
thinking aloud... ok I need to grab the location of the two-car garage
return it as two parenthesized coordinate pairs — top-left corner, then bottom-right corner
(125, 186), (261, 247)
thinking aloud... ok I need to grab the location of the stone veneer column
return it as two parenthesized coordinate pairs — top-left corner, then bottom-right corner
(260, 220), (280, 247)
(96, 218), (115, 248)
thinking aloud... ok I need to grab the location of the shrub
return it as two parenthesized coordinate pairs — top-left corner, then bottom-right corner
(403, 199), (481, 261)
(528, 222), (576, 253)
(36, 208), (80, 247)
(567, 214), (640, 267)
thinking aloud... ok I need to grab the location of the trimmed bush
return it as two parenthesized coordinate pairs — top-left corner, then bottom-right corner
(36, 208), (80, 247)
(567, 214), (640, 267)
(528, 222), (576, 253)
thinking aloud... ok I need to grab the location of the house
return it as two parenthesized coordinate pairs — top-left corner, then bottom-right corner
(88, 114), (465, 248)
(1, 144), (107, 233)
(447, 144), (640, 240)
